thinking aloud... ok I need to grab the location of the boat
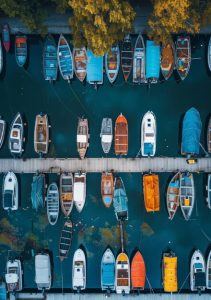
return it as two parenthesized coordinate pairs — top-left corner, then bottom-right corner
(113, 176), (128, 221)
(0, 117), (6, 149)
(131, 250), (146, 291)
(176, 36), (191, 80)
(146, 40), (160, 84)
(166, 172), (180, 220)
(9, 112), (24, 157)
(190, 250), (206, 292)
(43, 34), (57, 82)
(73, 172), (86, 213)
(72, 248), (86, 291)
(206, 250), (211, 289)
(206, 174), (211, 209)
(161, 43), (175, 80)
(60, 173), (74, 217)
(46, 182), (59, 225)
(141, 111), (156, 157)
(73, 47), (87, 82)
(77, 118), (89, 159)
(105, 45), (120, 84)
(162, 251), (178, 293)
(133, 34), (146, 84)
(15, 35), (27, 67)
(35, 253), (51, 291)
(208, 37), (211, 71)
(180, 172), (194, 220)
(101, 248), (115, 292)
(101, 172), (114, 208)
(5, 259), (22, 292)
(0, 39), (3, 74)
(2, 172), (18, 211)
(0, 280), (6, 300)
(115, 252), (130, 295)
(34, 113), (49, 156)
(2, 24), (10, 52)
(207, 116), (211, 153)
(143, 173), (160, 212)
(31, 173), (45, 211)
(57, 34), (73, 82)
(100, 118), (113, 154)
(59, 219), (73, 262)
(86, 49), (103, 88)
(121, 35), (133, 81)
(115, 113), (128, 155)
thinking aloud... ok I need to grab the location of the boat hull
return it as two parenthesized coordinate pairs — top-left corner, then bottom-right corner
(77, 118), (89, 159)
(190, 250), (206, 291)
(161, 43), (175, 80)
(133, 34), (146, 84)
(60, 172), (73, 217)
(73, 47), (87, 82)
(43, 35), (58, 82)
(176, 36), (191, 80)
(166, 172), (180, 220)
(72, 248), (86, 290)
(115, 252), (130, 294)
(34, 114), (49, 155)
(121, 35), (133, 81)
(131, 250), (145, 290)
(73, 172), (86, 213)
(143, 174), (160, 212)
(105, 46), (120, 84)
(207, 116), (211, 154)
(3, 171), (18, 210)
(47, 182), (59, 225)
(57, 34), (73, 81)
(115, 114), (128, 155)
(59, 220), (73, 261)
(101, 172), (114, 208)
(0, 119), (6, 149)
(141, 111), (156, 157)
(179, 172), (194, 220)
(15, 36), (27, 67)
(2, 24), (10, 52)
(100, 118), (113, 154)
(9, 112), (24, 157)
(101, 248), (115, 291)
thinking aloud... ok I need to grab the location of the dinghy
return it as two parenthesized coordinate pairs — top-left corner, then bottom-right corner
(73, 172), (86, 213)
(60, 172), (74, 217)
(43, 34), (57, 82)
(105, 46), (120, 84)
(35, 253), (51, 291)
(73, 47), (87, 82)
(101, 248), (115, 292)
(59, 219), (73, 261)
(162, 251), (178, 293)
(121, 35), (133, 81)
(0, 117), (6, 149)
(166, 172), (180, 220)
(31, 173), (45, 211)
(180, 172), (194, 221)
(72, 248), (86, 291)
(47, 182), (59, 225)
(9, 112), (24, 157)
(131, 250), (146, 291)
(207, 115), (211, 154)
(206, 250), (211, 289)
(143, 173), (160, 212)
(5, 259), (23, 292)
(15, 35), (27, 67)
(161, 43), (175, 80)
(101, 172), (114, 208)
(190, 250), (206, 292)
(176, 36), (191, 80)
(34, 113), (49, 156)
(57, 34), (73, 82)
(115, 252), (130, 295)
(206, 174), (211, 209)
(133, 34), (146, 84)
(141, 111), (156, 157)
(2, 24), (10, 52)
(115, 113), (128, 155)
(208, 37), (211, 72)
(113, 176), (128, 221)
(77, 118), (89, 159)
(0, 39), (3, 74)
(3, 172), (18, 211)
(100, 118), (113, 154)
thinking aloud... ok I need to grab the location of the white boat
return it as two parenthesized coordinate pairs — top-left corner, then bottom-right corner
(100, 118), (113, 154)
(133, 34), (146, 84)
(0, 117), (6, 149)
(9, 112), (24, 157)
(115, 252), (130, 295)
(34, 113), (49, 156)
(141, 111), (156, 157)
(2, 172), (18, 210)
(46, 182), (59, 225)
(101, 248), (115, 292)
(72, 248), (86, 291)
(73, 172), (86, 213)
(208, 36), (211, 72)
(206, 174), (211, 209)
(105, 46), (120, 84)
(35, 253), (51, 291)
(0, 39), (3, 74)
(5, 259), (23, 292)
(179, 172), (195, 221)
(190, 250), (206, 292)
(206, 250), (211, 289)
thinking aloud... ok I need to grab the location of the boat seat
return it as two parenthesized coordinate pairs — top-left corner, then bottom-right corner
(184, 198), (190, 206)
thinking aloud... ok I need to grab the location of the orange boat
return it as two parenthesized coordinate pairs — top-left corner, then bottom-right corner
(131, 250), (146, 290)
(101, 172), (114, 208)
(115, 113), (128, 155)
(143, 174), (160, 212)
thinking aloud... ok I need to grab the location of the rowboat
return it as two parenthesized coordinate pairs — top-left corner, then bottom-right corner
(206, 174), (211, 209)
(131, 250), (146, 291)
(31, 173), (45, 211)
(115, 252), (130, 295)
(166, 172), (180, 220)
(105, 46), (120, 84)
(143, 173), (160, 212)
(0, 39), (3, 74)
(133, 34), (146, 84)
(57, 34), (73, 82)
(113, 176), (128, 221)
(2, 24), (10, 52)
(101, 248), (115, 292)
(101, 172), (114, 208)
(141, 111), (156, 157)
(176, 36), (191, 80)
(60, 172), (74, 217)
(43, 34), (57, 82)
(3, 172), (18, 211)
(146, 40), (160, 84)
(0, 117), (6, 149)
(179, 172), (194, 221)
(59, 219), (73, 262)
(115, 113), (128, 155)
(206, 249), (211, 289)
(207, 116), (211, 153)
(208, 36), (211, 71)
(9, 112), (24, 157)
(5, 259), (23, 292)
(100, 118), (113, 154)
(15, 35), (27, 67)
(77, 118), (89, 159)
(121, 35), (133, 81)
(34, 113), (49, 156)
(190, 250), (206, 292)
(72, 248), (86, 291)
(73, 47), (87, 82)
(73, 172), (86, 213)
(46, 182), (59, 225)
(35, 253), (51, 291)
(161, 43), (175, 80)
(162, 251), (178, 293)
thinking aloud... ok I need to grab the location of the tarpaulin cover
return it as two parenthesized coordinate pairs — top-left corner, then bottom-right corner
(87, 49), (103, 83)
(146, 40), (160, 79)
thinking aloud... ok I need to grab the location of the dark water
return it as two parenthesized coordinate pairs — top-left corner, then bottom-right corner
(0, 35), (211, 291)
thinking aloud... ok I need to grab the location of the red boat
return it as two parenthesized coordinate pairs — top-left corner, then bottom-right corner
(131, 250), (146, 290)
(2, 24), (10, 52)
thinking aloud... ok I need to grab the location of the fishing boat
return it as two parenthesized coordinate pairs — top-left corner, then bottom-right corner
(115, 113), (128, 155)
(190, 250), (206, 292)
(141, 111), (156, 157)
(101, 172), (114, 208)
(73, 47), (87, 82)
(59, 219), (73, 262)
(9, 112), (24, 157)
(206, 174), (211, 209)
(133, 34), (146, 84)
(207, 116), (211, 153)
(143, 173), (160, 212)
(162, 251), (178, 293)
(100, 118), (113, 154)
(57, 34), (73, 82)
(179, 172), (194, 221)
(0, 280), (6, 300)
(60, 172), (74, 217)
(35, 253), (51, 291)
(34, 113), (49, 156)
(206, 249), (211, 289)
(121, 35), (133, 81)
(176, 36), (191, 80)
(105, 46), (120, 84)
(0, 117), (6, 149)
(131, 250), (146, 291)
(46, 182), (59, 225)
(146, 40), (160, 84)
(72, 248), (86, 291)
(115, 252), (130, 295)
(0, 39), (3, 74)
(161, 43), (175, 80)
(113, 176), (128, 221)
(73, 172), (86, 213)
(43, 34), (57, 82)
(77, 118), (89, 159)
(101, 248), (115, 292)
(15, 35), (27, 67)
(166, 172), (180, 220)
(2, 172), (18, 211)
(86, 49), (103, 88)
(31, 173), (45, 211)
(2, 24), (10, 52)
(5, 259), (23, 292)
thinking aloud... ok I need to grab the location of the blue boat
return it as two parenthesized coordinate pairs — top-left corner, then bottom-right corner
(87, 49), (103, 88)
(101, 248), (115, 292)
(43, 35), (58, 82)
(146, 40), (160, 84)
(57, 34), (73, 82)
(0, 281), (6, 300)
(31, 173), (45, 211)
(15, 35), (27, 67)
(181, 107), (202, 157)
(113, 177), (128, 221)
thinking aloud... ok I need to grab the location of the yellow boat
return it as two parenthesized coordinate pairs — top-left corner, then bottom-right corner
(143, 174), (160, 212)
(163, 252), (178, 293)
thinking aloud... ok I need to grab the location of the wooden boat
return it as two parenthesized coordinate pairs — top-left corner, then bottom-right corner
(0, 39), (3, 74)
(59, 219), (73, 262)
(190, 250), (206, 292)
(141, 111), (156, 157)
(101, 248), (115, 292)
(15, 35), (27, 67)
(31, 173), (45, 211)
(115, 252), (130, 295)
(3, 172), (18, 211)
(121, 35), (133, 81)
(9, 112), (24, 157)
(5, 259), (23, 292)
(133, 34), (146, 84)
(60, 172), (73, 217)
(131, 250), (146, 291)
(73, 47), (87, 82)
(115, 113), (128, 155)
(166, 172), (180, 220)
(35, 253), (51, 291)
(2, 24), (10, 52)
(207, 116), (211, 153)
(47, 182), (59, 225)
(105, 46), (120, 84)
(73, 172), (86, 213)
(43, 34), (57, 82)
(72, 248), (86, 291)
(162, 251), (178, 293)
(57, 34), (73, 82)
(77, 117), (89, 159)
(0, 117), (6, 149)
(101, 172), (114, 208)
(206, 174), (211, 209)
(206, 250), (211, 289)
(113, 177), (128, 221)
(161, 43), (175, 80)
(143, 173), (160, 212)
(179, 172), (194, 221)
(208, 37), (211, 72)
(100, 118), (113, 154)
(34, 113), (49, 156)
(176, 36), (191, 80)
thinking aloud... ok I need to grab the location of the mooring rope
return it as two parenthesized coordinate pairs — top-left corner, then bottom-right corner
(178, 272), (190, 293)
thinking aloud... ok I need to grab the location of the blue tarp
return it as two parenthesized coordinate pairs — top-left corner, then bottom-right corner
(0, 283), (6, 300)
(87, 49), (103, 84)
(146, 40), (160, 80)
(181, 107), (202, 156)
(102, 263), (115, 286)
(113, 188), (128, 214)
